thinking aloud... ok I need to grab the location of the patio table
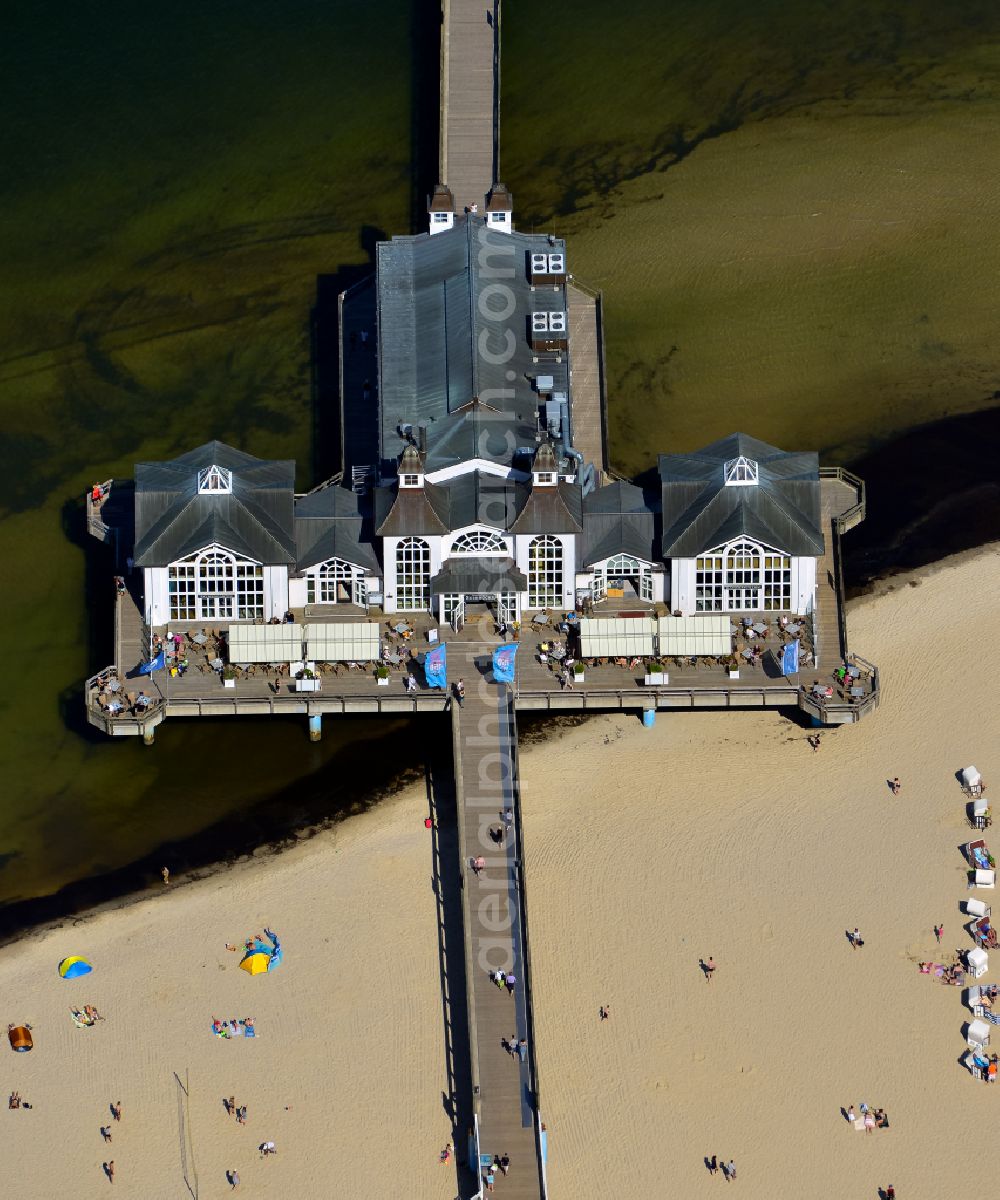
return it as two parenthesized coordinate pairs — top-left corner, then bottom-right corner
(534, 614), (551, 626)
(850, 685), (865, 697)
(393, 623), (411, 634)
(741, 648), (754, 661)
(752, 622), (767, 634)
(108, 679), (121, 693)
(107, 701), (121, 714)
(848, 665), (861, 679)
(786, 622), (801, 634)
(210, 658), (223, 670)
(192, 632), (208, 645)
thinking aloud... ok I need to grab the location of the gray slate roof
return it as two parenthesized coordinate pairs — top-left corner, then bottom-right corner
(659, 433), (824, 558)
(430, 557), (527, 596)
(134, 441), (296, 567)
(376, 470), (522, 536)
(375, 217), (570, 473)
(582, 480), (659, 565)
(510, 480), (583, 534)
(294, 485), (381, 574)
(422, 399), (538, 473)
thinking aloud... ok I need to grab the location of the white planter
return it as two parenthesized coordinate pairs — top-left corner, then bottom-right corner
(295, 678), (320, 693)
(573, 671), (585, 684)
(376, 675), (390, 687)
(728, 669), (740, 680)
(645, 673), (666, 686)
(223, 677), (235, 689)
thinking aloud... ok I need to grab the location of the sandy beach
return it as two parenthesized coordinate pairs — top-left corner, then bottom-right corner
(5, 545), (999, 1197)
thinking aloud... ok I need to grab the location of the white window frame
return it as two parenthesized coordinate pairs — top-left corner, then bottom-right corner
(449, 530), (508, 556)
(197, 464), (232, 494)
(395, 537), (431, 611)
(694, 539), (791, 611)
(168, 545), (264, 621)
(527, 535), (563, 609)
(305, 558), (367, 607)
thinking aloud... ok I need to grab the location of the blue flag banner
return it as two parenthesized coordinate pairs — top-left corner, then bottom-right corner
(139, 649), (165, 675)
(781, 639), (800, 677)
(424, 642), (447, 690)
(492, 643), (518, 684)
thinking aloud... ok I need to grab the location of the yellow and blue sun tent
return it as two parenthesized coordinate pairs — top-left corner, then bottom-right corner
(58, 956), (93, 979)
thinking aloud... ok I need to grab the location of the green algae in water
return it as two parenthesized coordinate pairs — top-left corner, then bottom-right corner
(0, 0), (416, 908)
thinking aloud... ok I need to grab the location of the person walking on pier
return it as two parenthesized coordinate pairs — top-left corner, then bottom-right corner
(499, 1153), (510, 1176)
(517, 1038), (528, 1062)
(454, 679), (465, 706)
(504, 972), (516, 994)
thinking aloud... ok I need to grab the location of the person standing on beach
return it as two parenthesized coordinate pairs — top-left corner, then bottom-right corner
(228, 1169), (240, 1190)
(101, 1126), (112, 1143)
(846, 1105), (855, 1127)
(104, 1160), (115, 1184)
(161, 866), (170, 885)
(600, 1004), (610, 1021)
(725, 1159), (736, 1182)
(891, 777), (901, 795)
(703, 957), (716, 982)
(852, 928), (864, 949)
(934, 923), (943, 944)
(111, 1101), (122, 1122)
(708, 1155), (718, 1176)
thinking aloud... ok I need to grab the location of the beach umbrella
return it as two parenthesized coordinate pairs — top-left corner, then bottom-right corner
(240, 951), (272, 976)
(58, 957), (92, 979)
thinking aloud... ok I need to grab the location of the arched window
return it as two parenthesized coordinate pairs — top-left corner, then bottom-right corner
(601, 553), (654, 602)
(306, 558), (367, 606)
(527, 535), (563, 609)
(395, 537), (431, 611)
(450, 530), (507, 556)
(168, 546), (263, 621)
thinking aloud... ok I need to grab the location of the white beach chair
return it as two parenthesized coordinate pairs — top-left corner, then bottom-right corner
(963, 766), (983, 797)
(968, 1018), (991, 1049)
(973, 798), (990, 830)
(968, 948), (989, 979)
(973, 869), (996, 890)
(967, 899), (992, 920)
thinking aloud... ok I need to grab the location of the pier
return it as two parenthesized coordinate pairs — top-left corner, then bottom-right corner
(81, 9), (881, 1197)
(439, 0), (499, 215)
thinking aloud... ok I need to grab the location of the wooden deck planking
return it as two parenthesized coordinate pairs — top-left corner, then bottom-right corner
(814, 477), (859, 668)
(441, 0), (497, 214)
(454, 648), (544, 1198)
(567, 282), (607, 475)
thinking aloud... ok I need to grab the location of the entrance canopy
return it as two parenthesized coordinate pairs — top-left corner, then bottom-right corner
(228, 623), (303, 664)
(580, 617), (655, 658)
(430, 557), (527, 596)
(304, 622), (380, 662)
(657, 615), (732, 657)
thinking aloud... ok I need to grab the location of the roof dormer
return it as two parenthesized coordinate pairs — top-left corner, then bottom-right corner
(724, 456), (758, 487)
(486, 182), (513, 234)
(398, 444), (425, 488)
(428, 184), (455, 235)
(198, 464), (232, 494)
(532, 442), (558, 487)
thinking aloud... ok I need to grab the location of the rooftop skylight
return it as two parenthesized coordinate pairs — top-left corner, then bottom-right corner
(198, 465), (232, 494)
(723, 456), (758, 487)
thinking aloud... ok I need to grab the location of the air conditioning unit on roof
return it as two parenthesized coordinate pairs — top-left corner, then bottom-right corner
(530, 252), (549, 274)
(548, 311), (567, 333)
(548, 253), (565, 274)
(531, 312), (549, 333)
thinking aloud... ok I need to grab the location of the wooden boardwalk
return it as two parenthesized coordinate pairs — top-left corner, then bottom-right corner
(815, 475), (860, 668)
(440, 0), (498, 214)
(452, 647), (545, 1198)
(567, 282), (608, 476)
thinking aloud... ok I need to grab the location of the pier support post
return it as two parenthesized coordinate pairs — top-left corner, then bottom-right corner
(142, 725), (155, 746)
(642, 708), (656, 729)
(308, 714), (322, 742)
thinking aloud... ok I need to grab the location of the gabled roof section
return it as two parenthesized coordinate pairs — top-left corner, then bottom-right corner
(423, 399), (537, 473)
(375, 217), (569, 472)
(374, 482), (451, 537)
(294, 485), (381, 574)
(658, 433), (824, 558)
(134, 440), (296, 567)
(510, 479), (583, 534)
(582, 479), (659, 565)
